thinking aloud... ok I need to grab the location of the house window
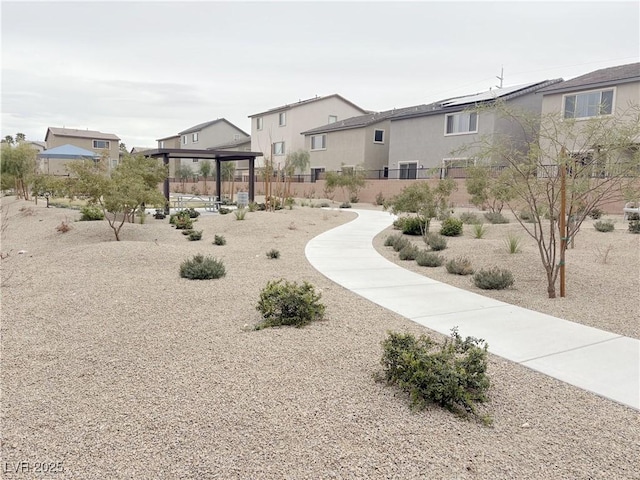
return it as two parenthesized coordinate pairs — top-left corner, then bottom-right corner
(311, 167), (325, 183)
(310, 134), (326, 150)
(272, 142), (285, 156)
(328, 115), (337, 124)
(182, 135), (187, 145)
(399, 162), (418, 180)
(192, 159), (199, 163)
(563, 89), (614, 119)
(278, 112), (286, 126)
(93, 140), (110, 149)
(192, 132), (199, 143)
(256, 117), (263, 130)
(373, 129), (385, 143)
(445, 112), (478, 135)
(159, 141), (165, 148)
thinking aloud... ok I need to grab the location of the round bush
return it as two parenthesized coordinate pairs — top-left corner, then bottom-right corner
(459, 212), (480, 225)
(398, 244), (419, 261)
(594, 220), (615, 232)
(392, 236), (410, 252)
(483, 212), (509, 224)
(384, 234), (402, 247)
(473, 267), (515, 290)
(400, 216), (425, 236)
(426, 233), (447, 251)
(180, 254), (226, 280)
(445, 256), (474, 275)
(79, 205), (104, 221)
(256, 279), (325, 329)
(440, 217), (463, 236)
(415, 251), (444, 267)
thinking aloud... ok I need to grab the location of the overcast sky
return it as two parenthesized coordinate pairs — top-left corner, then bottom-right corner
(2, 1), (638, 149)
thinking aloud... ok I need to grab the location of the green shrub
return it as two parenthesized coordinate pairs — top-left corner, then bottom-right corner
(446, 256), (474, 275)
(174, 216), (194, 230)
(248, 202), (258, 212)
(319, 202), (331, 208)
(425, 232), (447, 251)
(213, 234), (226, 246)
(234, 208), (247, 220)
(459, 212), (480, 225)
(392, 236), (410, 252)
(518, 210), (535, 222)
(79, 205), (104, 221)
(187, 230), (203, 241)
(266, 248), (280, 259)
(392, 217), (405, 230)
(339, 202), (352, 209)
(472, 223), (487, 239)
(179, 254), (226, 280)
(594, 220), (615, 232)
(440, 217), (463, 236)
(588, 207), (604, 220)
(400, 216), (425, 236)
(218, 207), (231, 215)
(415, 251), (444, 267)
(185, 207), (200, 218)
(379, 329), (490, 417)
(628, 220), (640, 234)
(399, 244), (420, 261)
(255, 279), (325, 329)
(473, 267), (515, 290)
(504, 234), (522, 253)
(384, 234), (402, 247)
(484, 212), (509, 224)
(181, 229), (193, 235)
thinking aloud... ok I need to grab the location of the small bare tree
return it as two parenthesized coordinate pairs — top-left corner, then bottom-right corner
(469, 102), (640, 298)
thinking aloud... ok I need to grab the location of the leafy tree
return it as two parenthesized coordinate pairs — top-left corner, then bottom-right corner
(175, 164), (192, 193)
(15, 133), (26, 143)
(0, 141), (38, 199)
(67, 154), (166, 241)
(199, 160), (213, 193)
(221, 161), (236, 201)
(384, 179), (457, 237)
(119, 142), (127, 152)
(3, 135), (14, 145)
(469, 102), (640, 298)
(283, 149), (310, 199)
(325, 165), (367, 203)
(465, 165), (513, 213)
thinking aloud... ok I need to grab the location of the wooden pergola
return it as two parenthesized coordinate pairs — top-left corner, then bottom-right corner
(141, 148), (263, 213)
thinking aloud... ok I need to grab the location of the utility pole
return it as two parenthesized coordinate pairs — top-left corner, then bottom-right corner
(495, 66), (504, 89)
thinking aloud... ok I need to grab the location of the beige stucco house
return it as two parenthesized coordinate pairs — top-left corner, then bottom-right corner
(537, 62), (640, 176)
(301, 106), (420, 181)
(248, 94), (368, 168)
(387, 80), (562, 179)
(44, 127), (120, 172)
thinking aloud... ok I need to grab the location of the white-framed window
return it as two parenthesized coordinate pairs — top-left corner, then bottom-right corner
(373, 129), (385, 143)
(192, 159), (199, 163)
(272, 141), (285, 156)
(310, 134), (326, 150)
(159, 140), (165, 148)
(328, 115), (337, 124)
(311, 167), (325, 183)
(192, 132), (199, 143)
(399, 162), (418, 179)
(256, 117), (263, 130)
(93, 140), (110, 149)
(563, 89), (614, 119)
(278, 112), (286, 126)
(182, 135), (187, 145)
(445, 112), (478, 135)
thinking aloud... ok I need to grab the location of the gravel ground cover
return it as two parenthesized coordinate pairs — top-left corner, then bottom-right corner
(1, 196), (639, 479)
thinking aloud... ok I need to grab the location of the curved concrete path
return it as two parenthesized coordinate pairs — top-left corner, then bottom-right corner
(305, 209), (639, 410)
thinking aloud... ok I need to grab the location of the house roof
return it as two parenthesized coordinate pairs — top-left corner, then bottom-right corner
(156, 134), (180, 142)
(178, 118), (249, 137)
(248, 94), (368, 118)
(537, 62), (640, 94)
(45, 127), (120, 142)
(390, 79), (562, 121)
(301, 105), (425, 136)
(37, 144), (100, 159)
(208, 137), (252, 150)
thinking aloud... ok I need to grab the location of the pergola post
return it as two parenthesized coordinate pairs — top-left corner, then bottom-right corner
(162, 153), (170, 214)
(248, 158), (255, 202)
(215, 157), (222, 201)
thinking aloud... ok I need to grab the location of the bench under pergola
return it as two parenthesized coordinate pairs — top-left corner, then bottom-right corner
(141, 148), (263, 213)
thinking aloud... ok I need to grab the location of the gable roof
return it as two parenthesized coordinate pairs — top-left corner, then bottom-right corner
(178, 118), (249, 137)
(37, 144), (100, 158)
(208, 137), (252, 150)
(390, 79), (562, 121)
(301, 105), (425, 136)
(248, 94), (368, 118)
(45, 127), (120, 142)
(538, 62), (640, 95)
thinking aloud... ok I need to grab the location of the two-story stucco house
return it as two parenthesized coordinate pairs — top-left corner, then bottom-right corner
(300, 106), (423, 181)
(387, 79), (562, 179)
(248, 94), (368, 169)
(44, 127), (120, 172)
(537, 62), (640, 176)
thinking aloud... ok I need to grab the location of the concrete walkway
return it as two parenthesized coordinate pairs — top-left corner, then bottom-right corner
(305, 209), (639, 410)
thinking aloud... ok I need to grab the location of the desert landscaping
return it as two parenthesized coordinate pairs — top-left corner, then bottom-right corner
(1, 195), (639, 479)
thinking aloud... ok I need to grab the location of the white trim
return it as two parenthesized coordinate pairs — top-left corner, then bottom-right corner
(192, 132), (199, 143)
(444, 111), (478, 136)
(561, 86), (616, 120)
(278, 112), (286, 127)
(373, 129), (385, 144)
(92, 139), (110, 149)
(310, 134), (327, 151)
